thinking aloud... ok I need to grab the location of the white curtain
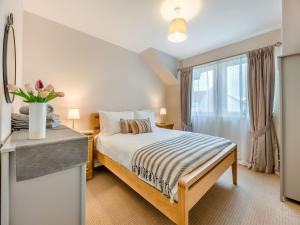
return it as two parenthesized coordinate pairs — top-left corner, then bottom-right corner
(272, 46), (282, 172)
(191, 55), (250, 164)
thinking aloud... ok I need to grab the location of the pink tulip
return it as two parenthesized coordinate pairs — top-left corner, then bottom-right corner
(7, 84), (18, 92)
(24, 83), (33, 93)
(35, 80), (44, 90)
(40, 91), (49, 98)
(56, 92), (65, 97)
(45, 84), (54, 92)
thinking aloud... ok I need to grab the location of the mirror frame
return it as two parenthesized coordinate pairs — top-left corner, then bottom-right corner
(2, 13), (16, 103)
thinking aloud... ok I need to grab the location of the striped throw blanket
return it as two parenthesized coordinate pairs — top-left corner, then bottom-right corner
(132, 133), (232, 201)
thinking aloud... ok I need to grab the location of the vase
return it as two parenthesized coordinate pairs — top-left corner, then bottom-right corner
(29, 103), (47, 139)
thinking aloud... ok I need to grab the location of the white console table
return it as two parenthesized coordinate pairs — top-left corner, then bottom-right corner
(1, 126), (87, 225)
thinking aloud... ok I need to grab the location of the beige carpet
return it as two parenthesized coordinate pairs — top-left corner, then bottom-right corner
(86, 165), (300, 225)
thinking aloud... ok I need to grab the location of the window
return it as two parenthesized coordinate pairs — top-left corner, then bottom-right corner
(192, 55), (248, 117)
(221, 57), (248, 114)
(191, 54), (250, 167)
(192, 65), (215, 113)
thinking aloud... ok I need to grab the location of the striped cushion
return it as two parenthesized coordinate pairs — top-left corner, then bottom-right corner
(120, 118), (132, 134)
(129, 118), (152, 134)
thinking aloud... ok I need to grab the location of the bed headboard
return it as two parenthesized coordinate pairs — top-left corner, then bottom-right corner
(91, 113), (100, 135)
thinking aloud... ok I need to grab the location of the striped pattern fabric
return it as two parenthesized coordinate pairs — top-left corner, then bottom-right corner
(129, 118), (152, 134)
(120, 119), (132, 134)
(132, 133), (232, 200)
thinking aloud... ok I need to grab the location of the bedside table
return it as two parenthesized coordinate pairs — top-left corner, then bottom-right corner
(81, 131), (94, 180)
(156, 123), (174, 129)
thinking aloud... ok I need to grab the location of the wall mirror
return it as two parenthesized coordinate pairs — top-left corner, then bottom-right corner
(2, 13), (16, 103)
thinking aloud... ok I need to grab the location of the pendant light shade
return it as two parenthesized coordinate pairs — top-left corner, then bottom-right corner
(168, 17), (187, 43)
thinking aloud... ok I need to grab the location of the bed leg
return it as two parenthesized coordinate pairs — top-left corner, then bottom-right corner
(178, 183), (189, 225)
(231, 149), (237, 185)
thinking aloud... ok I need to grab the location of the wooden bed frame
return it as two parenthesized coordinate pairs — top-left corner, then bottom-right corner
(91, 113), (237, 225)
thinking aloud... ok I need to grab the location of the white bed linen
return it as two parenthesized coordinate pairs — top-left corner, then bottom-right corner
(96, 127), (186, 170)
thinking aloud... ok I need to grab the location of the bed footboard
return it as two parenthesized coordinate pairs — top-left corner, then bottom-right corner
(95, 145), (237, 225)
(177, 145), (237, 225)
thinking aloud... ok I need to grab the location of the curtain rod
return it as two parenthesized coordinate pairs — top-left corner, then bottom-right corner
(178, 42), (282, 70)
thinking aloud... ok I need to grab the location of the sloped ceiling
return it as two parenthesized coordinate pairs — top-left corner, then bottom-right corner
(140, 48), (179, 85)
(23, 0), (281, 59)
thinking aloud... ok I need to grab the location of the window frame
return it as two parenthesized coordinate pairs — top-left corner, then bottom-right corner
(191, 63), (217, 115)
(191, 54), (248, 117)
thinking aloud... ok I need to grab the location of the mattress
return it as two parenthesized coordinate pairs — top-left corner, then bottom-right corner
(96, 127), (186, 170)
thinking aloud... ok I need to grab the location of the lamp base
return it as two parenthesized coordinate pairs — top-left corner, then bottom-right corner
(161, 115), (166, 124)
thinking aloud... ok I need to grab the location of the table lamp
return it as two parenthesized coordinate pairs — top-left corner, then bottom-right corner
(68, 108), (80, 128)
(160, 108), (167, 124)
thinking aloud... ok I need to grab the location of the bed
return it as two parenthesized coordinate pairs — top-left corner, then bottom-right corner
(91, 113), (237, 225)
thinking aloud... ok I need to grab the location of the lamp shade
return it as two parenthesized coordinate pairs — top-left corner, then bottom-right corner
(68, 108), (80, 120)
(168, 18), (187, 43)
(160, 108), (167, 115)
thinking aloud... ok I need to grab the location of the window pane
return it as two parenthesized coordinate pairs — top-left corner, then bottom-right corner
(192, 67), (214, 114)
(227, 64), (240, 113)
(241, 63), (247, 114)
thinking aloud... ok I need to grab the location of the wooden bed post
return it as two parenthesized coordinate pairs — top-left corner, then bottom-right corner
(231, 148), (237, 185)
(178, 182), (189, 225)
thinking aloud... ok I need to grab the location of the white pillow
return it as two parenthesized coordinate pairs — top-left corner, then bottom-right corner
(134, 110), (156, 128)
(99, 111), (134, 136)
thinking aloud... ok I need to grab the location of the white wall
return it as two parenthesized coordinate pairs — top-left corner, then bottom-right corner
(166, 85), (181, 129)
(0, 0), (23, 142)
(23, 12), (166, 130)
(282, 0), (300, 56)
(167, 30), (282, 129)
(181, 29), (281, 68)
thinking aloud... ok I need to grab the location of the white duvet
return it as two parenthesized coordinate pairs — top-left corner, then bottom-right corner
(96, 127), (186, 170)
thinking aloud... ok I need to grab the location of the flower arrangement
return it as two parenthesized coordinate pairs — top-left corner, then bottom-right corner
(7, 80), (65, 103)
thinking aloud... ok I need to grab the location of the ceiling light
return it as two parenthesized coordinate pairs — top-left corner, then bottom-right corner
(168, 18), (187, 43)
(168, 7), (187, 43)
